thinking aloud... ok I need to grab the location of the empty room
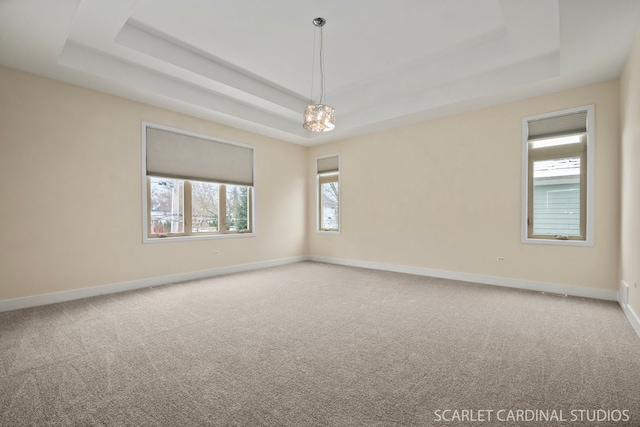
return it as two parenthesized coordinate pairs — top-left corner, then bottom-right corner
(1, 0), (640, 426)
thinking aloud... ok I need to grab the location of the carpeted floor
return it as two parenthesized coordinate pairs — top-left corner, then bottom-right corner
(0, 261), (638, 426)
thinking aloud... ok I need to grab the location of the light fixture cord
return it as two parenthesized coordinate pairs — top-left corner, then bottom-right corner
(309, 25), (317, 104)
(319, 24), (325, 105)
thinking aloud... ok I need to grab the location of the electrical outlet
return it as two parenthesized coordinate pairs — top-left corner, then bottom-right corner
(497, 256), (505, 262)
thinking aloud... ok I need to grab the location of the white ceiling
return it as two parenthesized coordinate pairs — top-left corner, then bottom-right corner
(1, 0), (639, 146)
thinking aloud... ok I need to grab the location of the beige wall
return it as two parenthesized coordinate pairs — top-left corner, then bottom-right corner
(620, 34), (640, 314)
(0, 63), (625, 303)
(0, 66), (308, 301)
(309, 80), (621, 292)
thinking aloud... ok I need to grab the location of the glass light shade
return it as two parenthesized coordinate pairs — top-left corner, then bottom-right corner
(303, 104), (335, 132)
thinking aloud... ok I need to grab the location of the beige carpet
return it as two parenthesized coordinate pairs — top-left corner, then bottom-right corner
(0, 261), (638, 426)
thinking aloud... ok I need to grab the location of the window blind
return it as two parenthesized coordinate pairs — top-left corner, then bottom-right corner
(317, 155), (339, 174)
(528, 111), (587, 140)
(146, 127), (254, 186)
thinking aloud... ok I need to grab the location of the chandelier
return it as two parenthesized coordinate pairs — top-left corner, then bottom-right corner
(303, 17), (335, 132)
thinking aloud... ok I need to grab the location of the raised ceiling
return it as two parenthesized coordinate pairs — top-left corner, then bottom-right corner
(1, 0), (639, 146)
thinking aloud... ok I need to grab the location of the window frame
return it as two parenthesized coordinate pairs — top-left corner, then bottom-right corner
(316, 153), (341, 234)
(142, 122), (256, 243)
(521, 105), (594, 246)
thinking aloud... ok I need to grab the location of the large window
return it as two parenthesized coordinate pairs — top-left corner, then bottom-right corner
(143, 123), (254, 241)
(317, 154), (340, 232)
(522, 105), (594, 245)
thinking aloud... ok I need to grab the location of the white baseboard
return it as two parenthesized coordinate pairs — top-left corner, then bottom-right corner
(621, 304), (640, 339)
(618, 281), (640, 339)
(309, 255), (618, 301)
(5, 254), (631, 337)
(0, 256), (310, 313)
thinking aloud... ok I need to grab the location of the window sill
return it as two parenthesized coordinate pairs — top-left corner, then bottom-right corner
(317, 230), (340, 235)
(143, 232), (255, 244)
(521, 237), (593, 247)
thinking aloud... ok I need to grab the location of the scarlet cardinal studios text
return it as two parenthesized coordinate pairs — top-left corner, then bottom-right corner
(433, 409), (631, 423)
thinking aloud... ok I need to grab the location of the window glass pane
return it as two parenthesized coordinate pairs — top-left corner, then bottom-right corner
(191, 180), (219, 232)
(532, 157), (580, 236)
(321, 181), (339, 230)
(226, 185), (250, 231)
(149, 177), (184, 234)
(530, 134), (581, 149)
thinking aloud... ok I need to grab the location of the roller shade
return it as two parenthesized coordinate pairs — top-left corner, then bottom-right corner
(528, 111), (587, 140)
(146, 127), (253, 186)
(317, 155), (339, 174)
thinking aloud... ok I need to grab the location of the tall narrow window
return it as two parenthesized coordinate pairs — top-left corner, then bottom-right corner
(225, 184), (250, 232)
(149, 177), (185, 234)
(317, 154), (340, 232)
(191, 180), (219, 233)
(522, 105), (594, 245)
(143, 123), (254, 241)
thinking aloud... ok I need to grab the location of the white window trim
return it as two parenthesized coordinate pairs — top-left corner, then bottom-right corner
(521, 105), (594, 246)
(141, 121), (256, 243)
(316, 153), (341, 235)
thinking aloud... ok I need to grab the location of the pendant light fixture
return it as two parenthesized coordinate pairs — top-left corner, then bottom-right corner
(303, 17), (335, 132)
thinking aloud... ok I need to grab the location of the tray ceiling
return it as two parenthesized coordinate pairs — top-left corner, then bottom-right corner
(1, 0), (639, 145)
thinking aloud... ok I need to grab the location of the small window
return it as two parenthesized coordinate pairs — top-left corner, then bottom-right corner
(522, 106), (594, 245)
(143, 123), (254, 241)
(317, 154), (340, 232)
